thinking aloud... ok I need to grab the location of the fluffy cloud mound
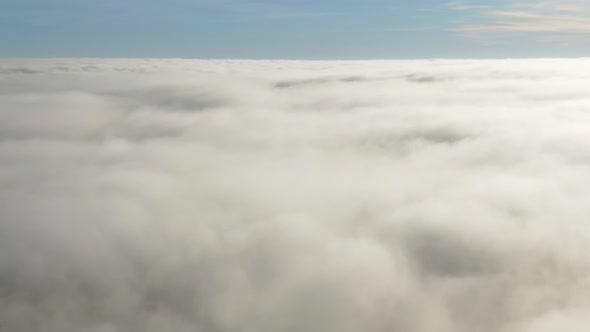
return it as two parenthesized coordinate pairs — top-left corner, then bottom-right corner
(2, 58), (590, 332)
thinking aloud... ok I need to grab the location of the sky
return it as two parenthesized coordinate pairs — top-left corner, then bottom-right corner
(2, 0), (590, 59)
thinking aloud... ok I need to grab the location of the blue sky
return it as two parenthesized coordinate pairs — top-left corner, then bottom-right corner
(1, 0), (590, 58)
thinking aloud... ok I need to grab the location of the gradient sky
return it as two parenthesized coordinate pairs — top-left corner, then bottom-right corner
(2, 0), (590, 59)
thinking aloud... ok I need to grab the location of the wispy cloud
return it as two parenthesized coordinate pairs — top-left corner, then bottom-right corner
(449, 1), (590, 42)
(447, 2), (492, 11)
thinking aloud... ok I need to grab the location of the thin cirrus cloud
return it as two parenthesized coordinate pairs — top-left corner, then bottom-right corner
(449, 1), (590, 42)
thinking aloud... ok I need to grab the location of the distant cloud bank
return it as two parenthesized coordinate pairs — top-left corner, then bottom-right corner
(2, 58), (590, 332)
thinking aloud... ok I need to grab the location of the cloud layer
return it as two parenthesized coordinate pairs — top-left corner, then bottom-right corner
(3, 58), (590, 332)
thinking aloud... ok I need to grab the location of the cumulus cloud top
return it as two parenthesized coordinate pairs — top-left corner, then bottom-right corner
(2, 58), (590, 332)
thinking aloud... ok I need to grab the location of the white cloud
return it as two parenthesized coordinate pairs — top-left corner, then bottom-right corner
(449, 1), (590, 42)
(3, 58), (590, 331)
